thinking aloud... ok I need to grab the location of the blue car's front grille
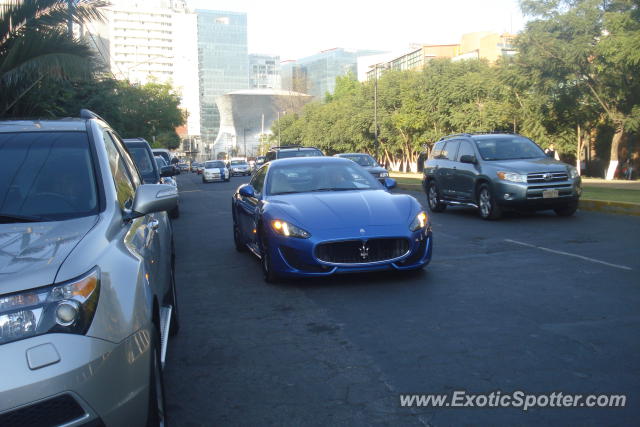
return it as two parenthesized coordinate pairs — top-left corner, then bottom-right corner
(315, 238), (410, 264)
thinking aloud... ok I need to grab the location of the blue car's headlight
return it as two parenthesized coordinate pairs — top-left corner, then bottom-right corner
(0, 268), (100, 345)
(409, 211), (428, 232)
(271, 220), (311, 238)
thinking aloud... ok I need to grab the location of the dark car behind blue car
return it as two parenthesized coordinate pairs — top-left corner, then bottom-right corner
(231, 157), (433, 282)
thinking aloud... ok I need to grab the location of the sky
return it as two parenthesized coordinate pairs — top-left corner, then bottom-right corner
(189, 0), (528, 60)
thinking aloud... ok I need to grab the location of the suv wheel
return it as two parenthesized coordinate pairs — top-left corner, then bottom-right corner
(554, 202), (578, 217)
(478, 184), (502, 220)
(426, 181), (446, 213)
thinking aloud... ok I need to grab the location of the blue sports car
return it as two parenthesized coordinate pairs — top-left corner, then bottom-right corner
(231, 157), (433, 282)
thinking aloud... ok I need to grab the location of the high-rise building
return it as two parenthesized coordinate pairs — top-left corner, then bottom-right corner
(281, 48), (382, 99)
(249, 54), (281, 89)
(195, 9), (249, 151)
(88, 0), (201, 137)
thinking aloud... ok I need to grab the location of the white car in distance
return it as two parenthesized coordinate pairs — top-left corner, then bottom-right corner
(202, 160), (230, 183)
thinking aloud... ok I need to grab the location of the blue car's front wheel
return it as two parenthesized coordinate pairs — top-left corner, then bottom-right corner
(260, 229), (279, 283)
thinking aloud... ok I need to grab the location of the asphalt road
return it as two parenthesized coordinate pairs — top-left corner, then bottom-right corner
(164, 171), (640, 426)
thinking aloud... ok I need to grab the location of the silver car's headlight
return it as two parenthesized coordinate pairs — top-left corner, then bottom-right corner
(497, 171), (527, 183)
(409, 211), (428, 231)
(568, 166), (579, 179)
(379, 172), (389, 178)
(271, 220), (311, 238)
(0, 268), (100, 345)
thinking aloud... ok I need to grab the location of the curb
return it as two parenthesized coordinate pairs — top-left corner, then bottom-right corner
(395, 183), (640, 216)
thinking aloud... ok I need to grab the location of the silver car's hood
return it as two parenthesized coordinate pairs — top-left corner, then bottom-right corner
(0, 216), (98, 294)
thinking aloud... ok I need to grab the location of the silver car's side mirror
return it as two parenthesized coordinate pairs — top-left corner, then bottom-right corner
(131, 184), (177, 218)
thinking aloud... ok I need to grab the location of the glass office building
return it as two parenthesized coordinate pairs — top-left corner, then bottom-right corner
(196, 10), (248, 145)
(282, 48), (382, 99)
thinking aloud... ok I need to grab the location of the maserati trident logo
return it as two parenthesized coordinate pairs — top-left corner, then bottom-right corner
(543, 173), (553, 181)
(359, 241), (369, 260)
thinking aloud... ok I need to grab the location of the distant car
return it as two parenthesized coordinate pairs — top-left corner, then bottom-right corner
(178, 162), (189, 172)
(229, 159), (251, 176)
(232, 157), (431, 282)
(0, 110), (178, 426)
(255, 156), (266, 168)
(202, 160), (230, 183)
(423, 133), (582, 219)
(125, 138), (180, 218)
(334, 153), (389, 183)
(151, 148), (176, 165)
(264, 145), (324, 162)
(155, 156), (178, 191)
(191, 162), (203, 174)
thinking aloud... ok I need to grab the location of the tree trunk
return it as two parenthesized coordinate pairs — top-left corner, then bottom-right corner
(576, 124), (582, 176)
(605, 123), (624, 180)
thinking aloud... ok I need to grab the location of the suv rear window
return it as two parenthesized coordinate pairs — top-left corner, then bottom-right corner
(0, 132), (99, 220)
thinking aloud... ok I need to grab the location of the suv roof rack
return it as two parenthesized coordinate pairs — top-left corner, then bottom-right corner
(439, 131), (519, 141)
(80, 109), (106, 122)
(269, 145), (302, 149)
(438, 133), (471, 141)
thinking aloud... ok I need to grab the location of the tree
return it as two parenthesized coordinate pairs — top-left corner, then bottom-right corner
(517, 0), (640, 179)
(8, 77), (186, 148)
(0, 0), (107, 116)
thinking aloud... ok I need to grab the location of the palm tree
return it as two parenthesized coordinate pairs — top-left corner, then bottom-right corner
(0, 0), (107, 116)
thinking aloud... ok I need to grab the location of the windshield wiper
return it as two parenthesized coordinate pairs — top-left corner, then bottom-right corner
(0, 213), (53, 223)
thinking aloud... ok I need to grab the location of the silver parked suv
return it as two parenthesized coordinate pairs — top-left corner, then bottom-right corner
(423, 133), (582, 219)
(0, 110), (178, 426)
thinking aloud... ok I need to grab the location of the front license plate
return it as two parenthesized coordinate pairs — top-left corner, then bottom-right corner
(542, 189), (559, 198)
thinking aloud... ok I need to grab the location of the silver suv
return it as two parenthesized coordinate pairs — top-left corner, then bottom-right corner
(423, 133), (582, 219)
(0, 110), (178, 426)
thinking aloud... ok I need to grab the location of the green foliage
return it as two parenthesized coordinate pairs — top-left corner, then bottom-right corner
(272, 0), (638, 171)
(7, 77), (185, 149)
(0, 0), (108, 115)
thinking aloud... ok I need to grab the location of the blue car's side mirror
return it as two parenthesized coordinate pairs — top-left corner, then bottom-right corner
(239, 185), (255, 198)
(383, 178), (396, 189)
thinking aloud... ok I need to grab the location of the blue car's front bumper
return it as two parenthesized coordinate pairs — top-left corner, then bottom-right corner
(264, 226), (433, 278)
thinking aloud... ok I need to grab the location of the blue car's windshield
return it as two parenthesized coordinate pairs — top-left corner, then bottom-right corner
(0, 131), (99, 222)
(267, 162), (381, 195)
(474, 137), (546, 161)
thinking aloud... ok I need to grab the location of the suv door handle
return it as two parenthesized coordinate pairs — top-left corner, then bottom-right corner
(148, 219), (160, 231)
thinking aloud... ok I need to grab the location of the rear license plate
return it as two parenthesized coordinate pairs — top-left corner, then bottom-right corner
(542, 189), (559, 198)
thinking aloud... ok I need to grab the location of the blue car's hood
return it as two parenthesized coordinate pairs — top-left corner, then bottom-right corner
(267, 190), (414, 230)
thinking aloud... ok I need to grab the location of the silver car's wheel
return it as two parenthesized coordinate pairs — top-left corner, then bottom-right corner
(426, 181), (446, 212)
(479, 188), (491, 217)
(478, 184), (502, 220)
(146, 335), (166, 427)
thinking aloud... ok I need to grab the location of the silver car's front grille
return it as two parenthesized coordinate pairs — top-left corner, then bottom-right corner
(527, 172), (568, 183)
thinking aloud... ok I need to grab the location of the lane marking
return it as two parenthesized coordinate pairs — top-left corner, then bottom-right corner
(504, 239), (633, 271)
(180, 190), (202, 193)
